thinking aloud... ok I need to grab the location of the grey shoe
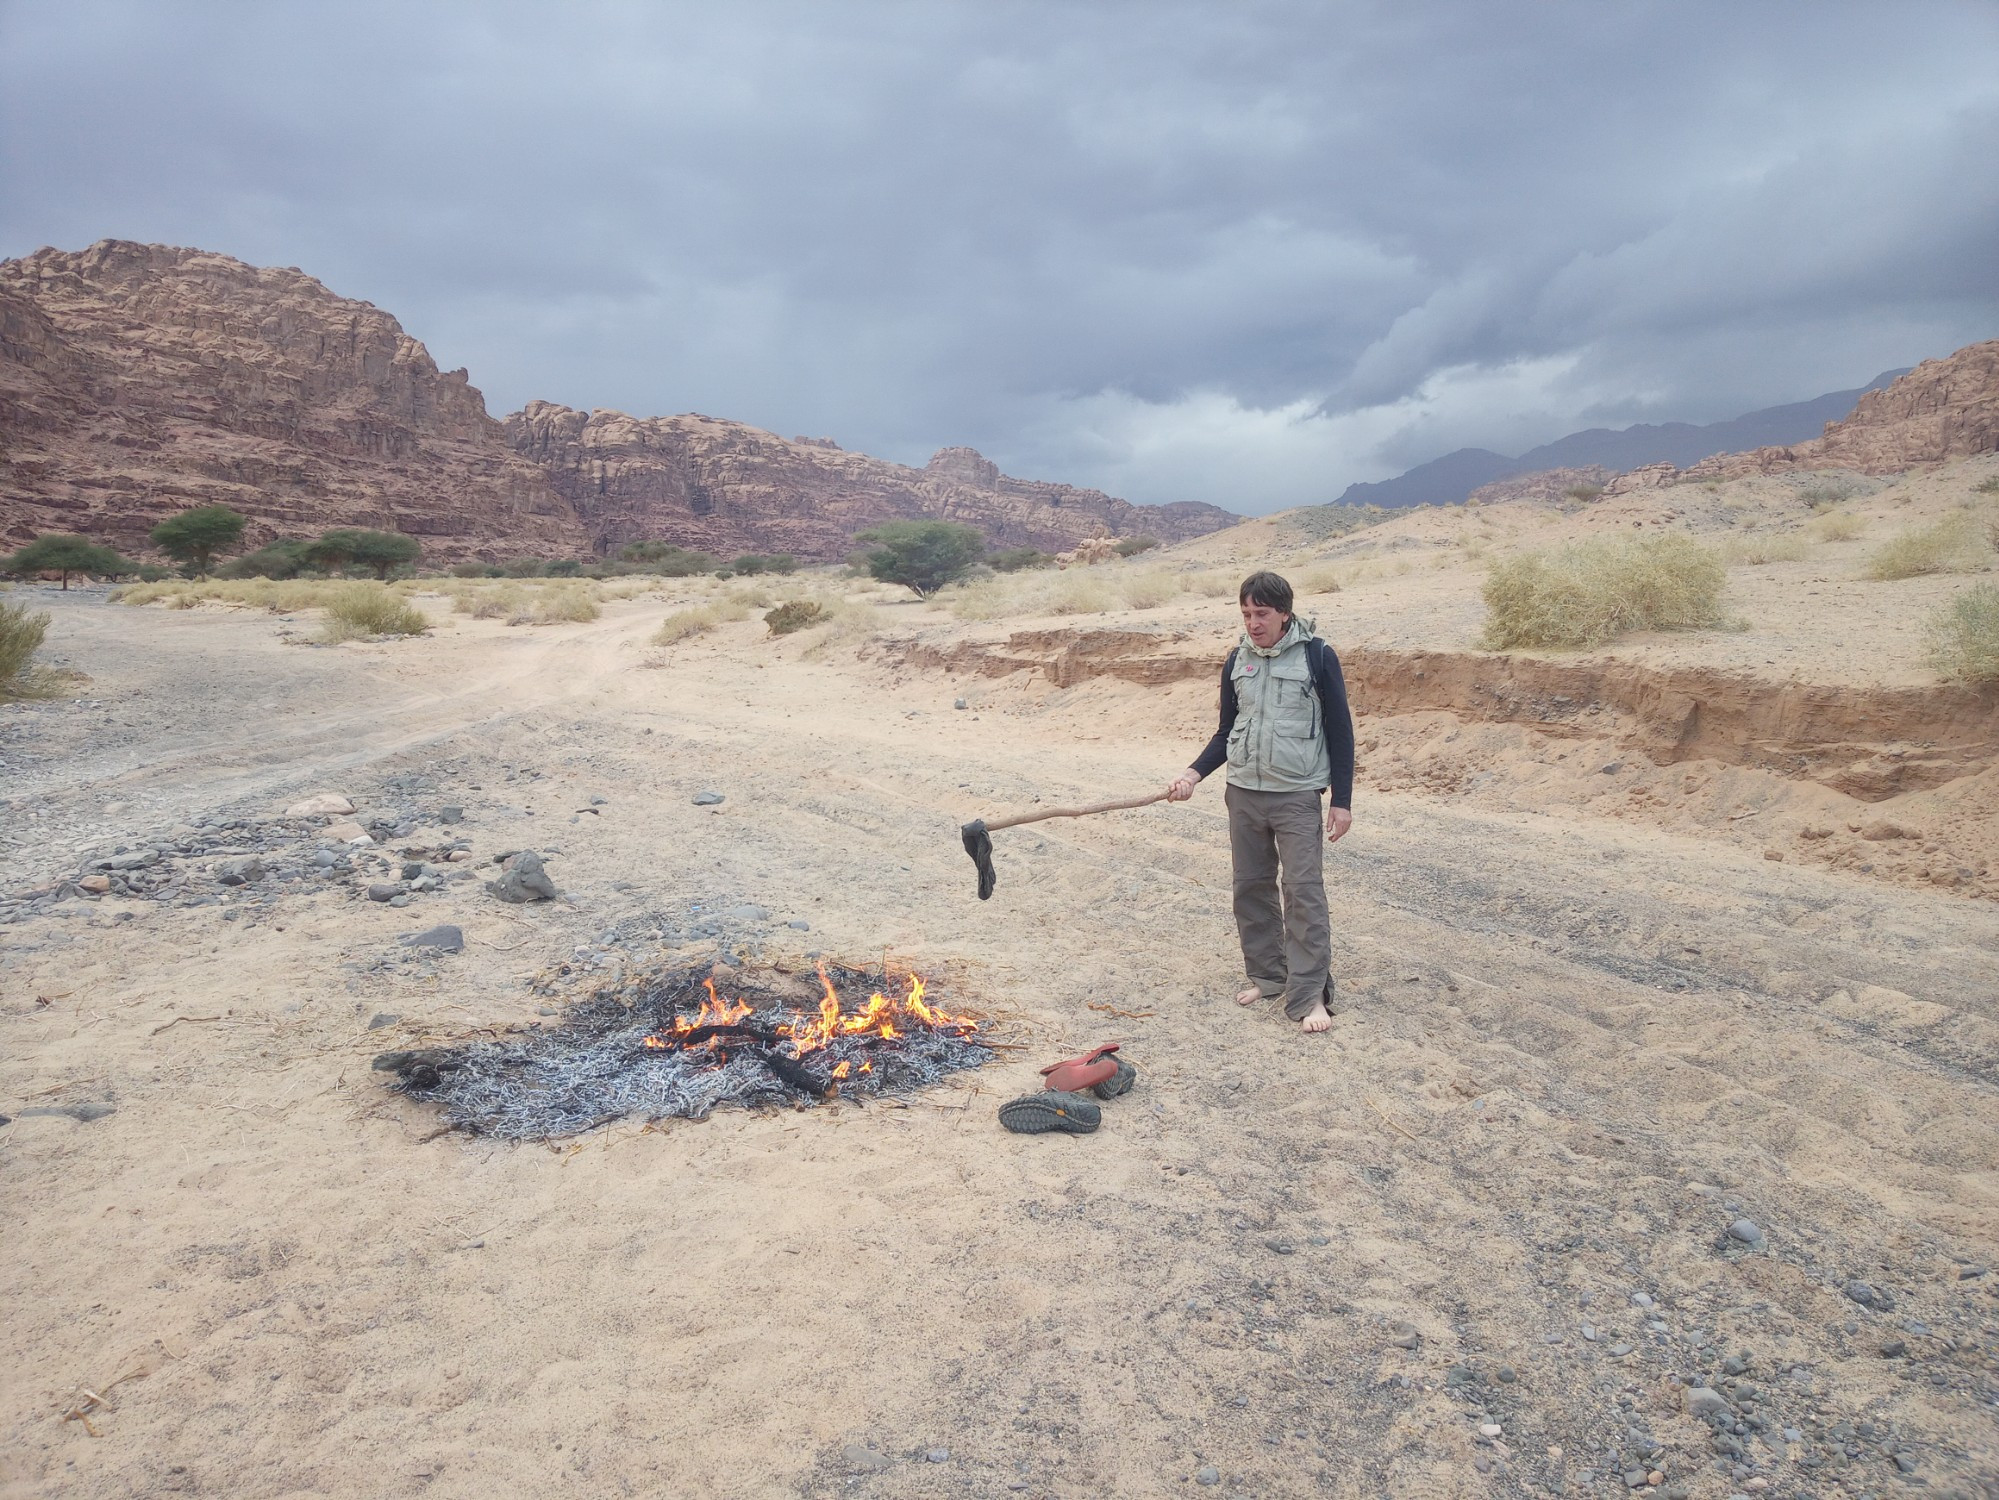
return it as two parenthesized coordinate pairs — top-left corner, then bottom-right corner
(998, 1091), (1101, 1135)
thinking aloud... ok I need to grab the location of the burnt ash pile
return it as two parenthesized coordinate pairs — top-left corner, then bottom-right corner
(375, 961), (992, 1140)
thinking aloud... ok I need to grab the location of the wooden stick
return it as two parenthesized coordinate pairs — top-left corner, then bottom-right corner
(979, 790), (1169, 833)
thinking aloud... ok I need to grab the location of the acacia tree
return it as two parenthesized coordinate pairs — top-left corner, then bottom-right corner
(4, 533), (131, 590)
(856, 521), (985, 597)
(150, 506), (246, 576)
(306, 528), (420, 579)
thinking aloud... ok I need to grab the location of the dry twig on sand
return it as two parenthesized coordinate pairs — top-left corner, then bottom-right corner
(150, 1014), (222, 1035)
(1366, 1096), (1424, 1142)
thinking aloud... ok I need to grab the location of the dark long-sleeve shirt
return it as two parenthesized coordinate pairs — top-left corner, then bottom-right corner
(1190, 639), (1355, 809)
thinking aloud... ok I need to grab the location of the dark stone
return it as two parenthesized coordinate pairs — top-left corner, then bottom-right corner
(401, 924), (464, 953)
(367, 883), (400, 902)
(401, 862), (424, 880)
(368, 1013), (402, 1030)
(692, 790), (725, 806)
(68, 1102), (116, 1121)
(438, 806), (464, 824)
(1879, 1339), (1906, 1358)
(217, 856), (264, 886)
(485, 850), (558, 904)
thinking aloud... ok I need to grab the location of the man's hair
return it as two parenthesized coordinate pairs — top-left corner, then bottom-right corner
(1239, 570), (1294, 616)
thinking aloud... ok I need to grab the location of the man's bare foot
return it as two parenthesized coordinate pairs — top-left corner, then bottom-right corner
(1300, 1002), (1332, 1034)
(1234, 985), (1263, 1007)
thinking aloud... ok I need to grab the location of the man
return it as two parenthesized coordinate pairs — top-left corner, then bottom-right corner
(1166, 571), (1355, 1034)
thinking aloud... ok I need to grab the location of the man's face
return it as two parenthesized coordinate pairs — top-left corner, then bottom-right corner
(1241, 598), (1288, 649)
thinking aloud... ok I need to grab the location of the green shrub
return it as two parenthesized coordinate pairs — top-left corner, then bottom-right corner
(1562, 483), (1606, 502)
(619, 541), (719, 576)
(1974, 475), (1999, 496)
(1801, 478), (1867, 509)
(320, 584), (429, 642)
(0, 599), (53, 699)
(218, 539), (312, 580)
(731, 553), (798, 576)
(986, 547), (1055, 573)
(450, 561), (490, 578)
(1924, 583), (1999, 682)
(544, 559), (584, 577)
(1481, 534), (1727, 650)
(764, 599), (826, 635)
(1113, 536), (1160, 558)
(1864, 511), (1987, 580)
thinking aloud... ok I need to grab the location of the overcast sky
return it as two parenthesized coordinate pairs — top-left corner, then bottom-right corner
(3, 1), (1995, 512)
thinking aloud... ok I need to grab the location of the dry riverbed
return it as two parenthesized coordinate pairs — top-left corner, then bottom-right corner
(2, 587), (1996, 1499)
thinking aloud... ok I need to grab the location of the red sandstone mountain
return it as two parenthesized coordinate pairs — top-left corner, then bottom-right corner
(505, 403), (1236, 559)
(0, 241), (584, 559)
(0, 241), (1237, 563)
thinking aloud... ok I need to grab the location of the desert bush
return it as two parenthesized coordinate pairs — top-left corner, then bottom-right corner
(1114, 536), (1160, 558)
(1562, 483), (1606, 502)
(1116, 570), (1184, 610)
(1809, 511), (1868, 542)
(218, 539), (313, 580)
(1864, 511), (1988, 580)
(1923, 583), (1999, 683)
(621, 541), (719, 575)
(0, 599), (53, 699)
(1801, 477), (1867, 509)
(320, 584), (429, 642)
(652, 599), (748, 643)
(1480, 534), (1726, 650)
(731, 553), (798, 576)
(1294, 564), (1343, 595)
(1974, 475), (1999, 496)
(986, 547), (1055, 573)
(1720, 534), (1810, 566)
(449, 560), (491, 578)
(463, 584), (526, 619)
(512, 586), (601, 625)
(764, 599), (826, 635)
(544, 559), (585, 577)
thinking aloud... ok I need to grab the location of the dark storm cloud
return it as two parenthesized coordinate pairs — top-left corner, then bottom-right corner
(3, 0), (1995, 510)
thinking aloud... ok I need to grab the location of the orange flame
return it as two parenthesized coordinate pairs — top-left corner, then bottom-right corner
(639, 965), (973, 1058)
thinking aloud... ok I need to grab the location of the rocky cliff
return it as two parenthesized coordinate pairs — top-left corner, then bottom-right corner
(0, 240), (587, 558)
(0, 240), (1237, 565)
(503, 406), (1234, 560)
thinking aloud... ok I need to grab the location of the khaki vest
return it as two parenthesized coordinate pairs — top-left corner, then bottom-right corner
(1225, 631), (1329, 793)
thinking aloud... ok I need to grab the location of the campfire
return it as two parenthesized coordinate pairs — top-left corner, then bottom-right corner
(374, 960), (991, 1140)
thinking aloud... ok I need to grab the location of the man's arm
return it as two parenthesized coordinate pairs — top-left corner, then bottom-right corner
(1168, 653), (1237, 799)
(1314, 641), (1355, 841)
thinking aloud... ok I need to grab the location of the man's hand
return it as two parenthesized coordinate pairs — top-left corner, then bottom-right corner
(1326, 806), (1352, 842)
(1166, 769), (1200, 802)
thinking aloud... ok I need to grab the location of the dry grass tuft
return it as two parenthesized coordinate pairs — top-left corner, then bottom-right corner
(0, 599), (56, 700)
(1481, 534), (1726, 650)
(510, 586), (600, 625)
(1719, 534), (1810, 566)
(1924, 582), (1999, 683)
(320, 584), (430, 642)
(1809, 511), (1868, 543)
(1864, 510), (1989, 581)
(652, 598), (751, 644)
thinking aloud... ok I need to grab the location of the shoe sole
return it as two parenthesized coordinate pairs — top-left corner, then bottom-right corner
(999, 1091), (1101, 1134)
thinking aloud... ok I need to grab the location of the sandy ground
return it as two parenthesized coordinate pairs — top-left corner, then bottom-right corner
(3, 569), (1998, 1500)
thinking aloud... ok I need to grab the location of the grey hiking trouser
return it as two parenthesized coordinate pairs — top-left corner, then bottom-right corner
(1224, 783), (1333, 1021)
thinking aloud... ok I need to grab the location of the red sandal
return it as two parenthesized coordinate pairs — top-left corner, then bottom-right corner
(1039, 1042), (1122, 1095)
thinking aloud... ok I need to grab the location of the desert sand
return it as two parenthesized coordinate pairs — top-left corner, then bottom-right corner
(3, 476), (1997, 1498)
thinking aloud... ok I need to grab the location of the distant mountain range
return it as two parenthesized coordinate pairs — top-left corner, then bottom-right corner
(1334, 370), (1911, 510)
